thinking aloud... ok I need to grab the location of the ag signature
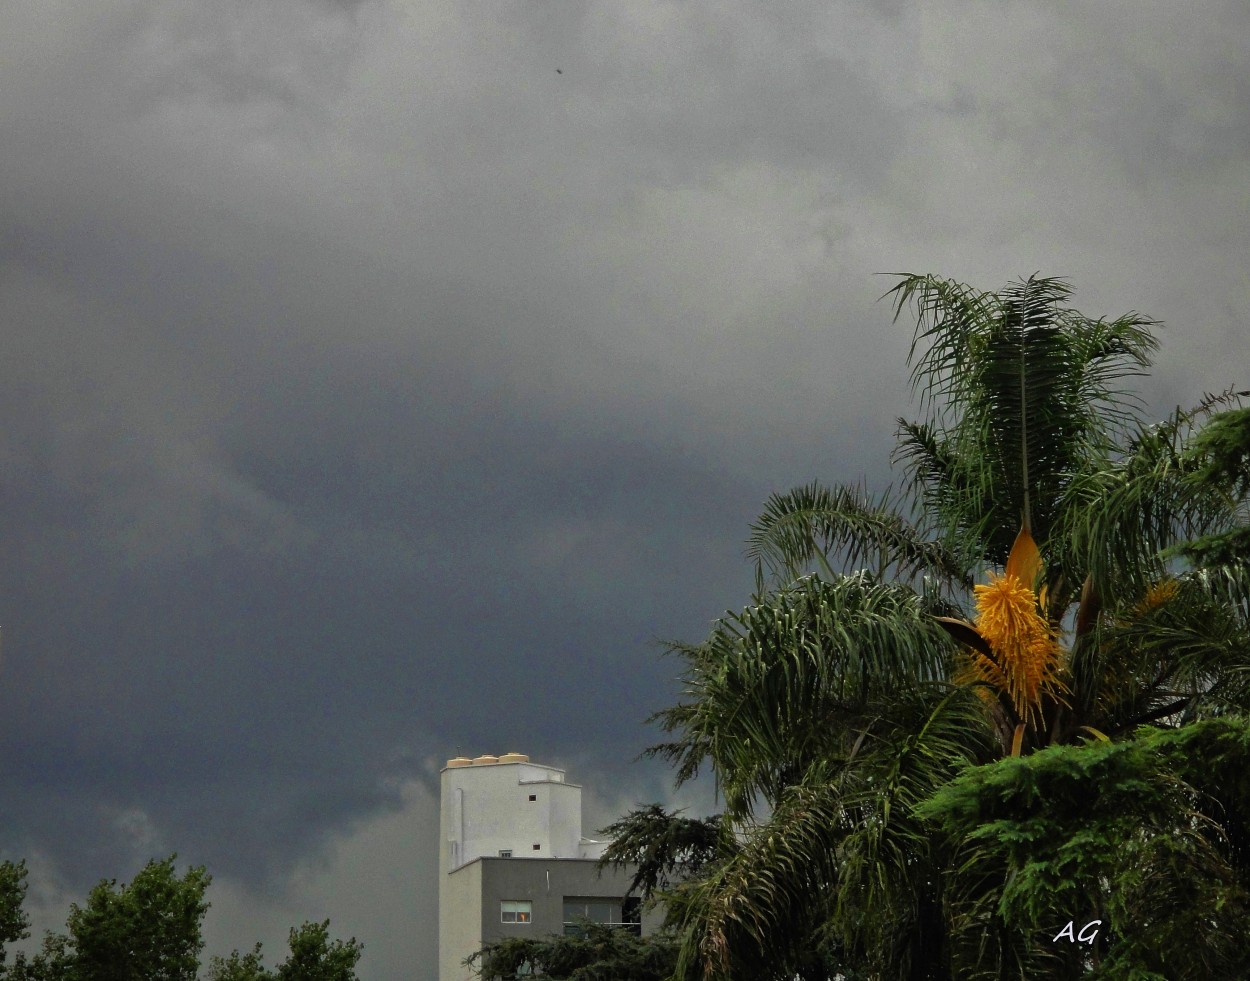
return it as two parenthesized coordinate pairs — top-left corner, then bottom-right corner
(1053, 919), (1101, 945)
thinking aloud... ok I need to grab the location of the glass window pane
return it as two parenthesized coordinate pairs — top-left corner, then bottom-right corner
(502, 901), (532, 923)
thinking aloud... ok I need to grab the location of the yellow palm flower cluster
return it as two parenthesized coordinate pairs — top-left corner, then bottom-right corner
(961, 571), (1065, 725)
(1136, 578), (1179, 615)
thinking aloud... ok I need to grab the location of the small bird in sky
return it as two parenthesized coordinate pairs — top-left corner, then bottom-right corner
(556, 68), (563, 74)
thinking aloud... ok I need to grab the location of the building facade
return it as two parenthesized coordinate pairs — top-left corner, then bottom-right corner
(438, 753), (659, 981)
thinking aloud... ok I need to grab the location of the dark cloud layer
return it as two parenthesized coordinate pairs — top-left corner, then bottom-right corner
(2, 1), (1248, 977)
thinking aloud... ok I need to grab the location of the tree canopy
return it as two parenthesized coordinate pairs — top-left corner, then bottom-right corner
(0, 862), (30, 969)
(469, 920), (679, 981)
(207, 921), (363, 981)
(0, 857), (212, 981)
(0, 857), (360, 981)
(628, 273), (1250, 979)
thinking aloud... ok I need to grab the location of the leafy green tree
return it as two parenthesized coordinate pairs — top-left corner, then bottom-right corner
(639, 274), (1250, 978)
(204, 944), (268, 981)
(1172, 405), (1250, 565)
(469, 920), (679, 981)
(918, 718), (1250, 980)
(0, 861), (30, 967)
(273, 921), (361, 981)
(598, 805), (726, 908)
(63, 856), (210, 981)
(209, 923), (361, 981)
(2, 856), (210, 981)
(4, 934), (73, 981)
(0, 858), (362, 981)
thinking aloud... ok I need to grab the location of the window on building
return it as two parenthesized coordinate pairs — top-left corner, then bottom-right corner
(562, 897), (641, 937)
(498, 849), (512, 858)
(532, 843), (540, 850)
(501, 900), (532, 924)
(528, 794), (537, 801)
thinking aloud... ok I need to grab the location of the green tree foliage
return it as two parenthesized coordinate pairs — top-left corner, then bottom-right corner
(4, 934), (73, 981)
(0, 861), (30, 967)
(205, 944), (268, 981)
(469, 920), (679, 981)
(1173, 405), (1250, 565)
(918, 718), (1250, 980)
(0, 858), (361, 981)
(598, 805), (726, 905)
(207, 922), (362, 981)
(1, 857), (208, 981)
(65, 856), (210, 981)
(274, 921), (362, 981)
(638, 274), (1250, 979)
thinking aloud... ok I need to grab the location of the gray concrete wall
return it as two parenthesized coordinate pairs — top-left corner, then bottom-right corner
(479, 856), (660, 945)
(442, 856), (665, 980)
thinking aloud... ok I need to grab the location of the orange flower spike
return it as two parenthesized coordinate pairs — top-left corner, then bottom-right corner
(1138, 578), (1179, 614)
(973, 572), (1063, 724)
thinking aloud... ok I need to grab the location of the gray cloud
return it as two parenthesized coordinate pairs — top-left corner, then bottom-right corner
(2, 1), (1248, 977)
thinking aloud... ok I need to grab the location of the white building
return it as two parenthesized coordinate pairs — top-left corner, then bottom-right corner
(438, 753), (658, 981)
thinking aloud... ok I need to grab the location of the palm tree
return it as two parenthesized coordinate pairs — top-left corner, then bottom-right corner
(645, 274), (1250, 979)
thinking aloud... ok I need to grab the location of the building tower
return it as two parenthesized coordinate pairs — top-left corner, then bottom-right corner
(438, 753), (654, 981)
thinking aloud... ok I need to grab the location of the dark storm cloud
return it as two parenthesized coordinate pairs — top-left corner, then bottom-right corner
(0, 251), (766, 871)
(0, 214), (772, 875)
(2, 1), (1249, 977)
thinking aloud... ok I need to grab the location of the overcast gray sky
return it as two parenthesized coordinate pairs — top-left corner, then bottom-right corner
(2, 1), (1248, 977)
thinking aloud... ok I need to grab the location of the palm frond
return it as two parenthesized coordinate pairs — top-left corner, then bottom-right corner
(893, 420), (994, 568)
(649, 573), (960, 820)
(1058, 398), (1247, 607)
(747, 481), (974, 590)
(1169, 402), (1250, 567)
(671, 685), (992, 980)
(1092, 571), (1250, 730)
(886, 273), (1158, 560)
